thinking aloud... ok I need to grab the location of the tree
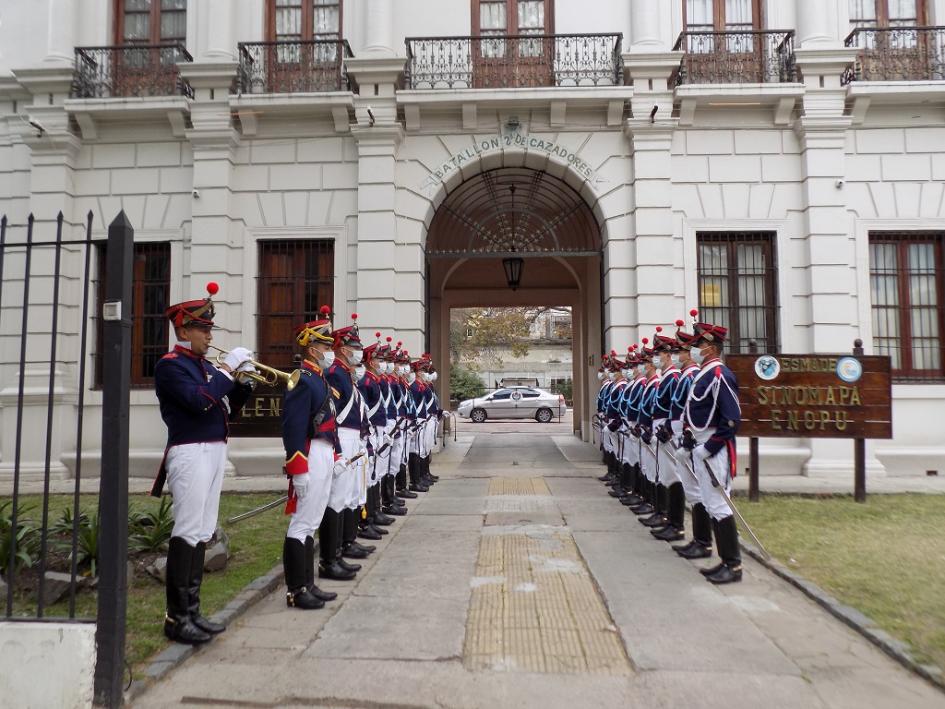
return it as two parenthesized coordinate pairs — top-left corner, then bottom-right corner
(450, 366), (486, 403)
(450, 306), (563, 368)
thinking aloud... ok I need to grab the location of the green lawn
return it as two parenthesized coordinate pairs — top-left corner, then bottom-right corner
(738, 493), (945, 675)
(4, 492), (288, 677)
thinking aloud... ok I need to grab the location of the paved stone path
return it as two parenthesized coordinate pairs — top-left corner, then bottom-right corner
(133, 432), (945, 709)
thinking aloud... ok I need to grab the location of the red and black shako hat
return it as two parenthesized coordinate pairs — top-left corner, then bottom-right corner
(165, 281), (218, 328)
(332, 313), (363, 349)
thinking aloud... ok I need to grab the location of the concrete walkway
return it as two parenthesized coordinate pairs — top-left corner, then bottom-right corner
(134, 431), (945, 708)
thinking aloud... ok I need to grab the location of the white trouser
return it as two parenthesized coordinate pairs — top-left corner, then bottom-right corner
(368, 426), (386, 486)
(639, 435), (656, 482)
(166, 441), (227, 546)
(602, 427), (612, 454)
(390, 422), (405, 475)
(383, 421), (397, 477)
(416, 417), (430, 457)
(654, 419), (680, 486)
(626, 432), (639, 467)
(693, 429), (734, 520)
(672, 420), (702, 505)
(423, 415), (438, 456)
(330, 427), (360, 511)
(286, 438), (334, 542)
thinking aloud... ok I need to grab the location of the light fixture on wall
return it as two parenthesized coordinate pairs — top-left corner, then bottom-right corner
(502, 184), (524, 291)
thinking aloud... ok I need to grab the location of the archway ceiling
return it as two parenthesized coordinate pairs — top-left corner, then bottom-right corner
(426, 168), (602, 258)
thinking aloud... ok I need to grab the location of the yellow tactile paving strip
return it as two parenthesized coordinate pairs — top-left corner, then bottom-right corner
(464, 479), (631, 675)
(487, 477), (551, 496)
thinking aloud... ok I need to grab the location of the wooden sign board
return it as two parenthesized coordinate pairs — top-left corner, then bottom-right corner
(725, 354), (893, 439)
(229, 382), (285, 437)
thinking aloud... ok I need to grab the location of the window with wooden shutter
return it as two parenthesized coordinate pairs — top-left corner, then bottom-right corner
(257, 240), (334, 369)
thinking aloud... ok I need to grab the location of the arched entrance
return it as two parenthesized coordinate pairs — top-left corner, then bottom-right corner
(425, 167), (604, 440)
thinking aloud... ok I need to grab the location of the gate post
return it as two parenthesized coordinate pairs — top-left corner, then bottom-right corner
(94, 212), (134, 706)
(853, 338), (867, 503)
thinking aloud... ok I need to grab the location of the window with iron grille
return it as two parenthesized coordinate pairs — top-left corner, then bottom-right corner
(869, 232), (944, 381)
(257, 240), (334, 370)
(116, 0), (187, 44)
(95, 242), (171, 388)
(696, 232), (778, 354)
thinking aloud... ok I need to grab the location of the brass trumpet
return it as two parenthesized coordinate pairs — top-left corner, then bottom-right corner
(208, 345), (301, 391)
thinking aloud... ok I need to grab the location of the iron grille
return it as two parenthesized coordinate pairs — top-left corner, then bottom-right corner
(404, 33), (622, 89)
(71, 44), (194, 99)
(257, 240), (334, 369)
(868, 232), (944, 382)
(236, 40), (354, 94)
(842, 26), (945, 83)
(95, 242), (170, 388)
(672, 29), (797, 84)
(696, 232), (779, 355)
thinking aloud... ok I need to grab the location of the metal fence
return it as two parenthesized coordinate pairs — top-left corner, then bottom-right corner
(843, 26), (945, 83)
(235, 40), (354, 94)
(71, 44), (194, 99)
(1, 211), (133, 706)
(405, 33), (622, 89)
(673, 29), (797, 84)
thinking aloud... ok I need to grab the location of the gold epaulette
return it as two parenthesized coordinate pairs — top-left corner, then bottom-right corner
(331, 386), (341, 398)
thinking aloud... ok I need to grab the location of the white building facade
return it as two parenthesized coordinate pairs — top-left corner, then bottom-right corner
(0, 0), (943, 480)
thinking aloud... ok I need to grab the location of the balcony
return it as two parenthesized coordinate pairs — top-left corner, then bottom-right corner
(842, 26), (945, 83)
(673, 30), (796, 85)
(404, 33), (622, 90)
(71, 44), (194, 99)
(235, 40), (354, 94)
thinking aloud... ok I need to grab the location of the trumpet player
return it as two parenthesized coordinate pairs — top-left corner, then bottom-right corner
(151, 282), (254, 645)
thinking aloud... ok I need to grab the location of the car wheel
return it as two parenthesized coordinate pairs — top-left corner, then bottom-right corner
(536, 408), (553, 423)
(470, 408), (487, 423)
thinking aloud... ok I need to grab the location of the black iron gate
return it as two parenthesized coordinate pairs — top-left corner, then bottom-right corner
(1, 210), (133, 706)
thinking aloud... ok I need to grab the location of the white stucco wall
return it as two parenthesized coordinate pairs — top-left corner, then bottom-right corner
(0, 621), (96, 709)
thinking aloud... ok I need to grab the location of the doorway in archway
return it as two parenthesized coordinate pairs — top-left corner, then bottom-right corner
(424, 167), (603, 441)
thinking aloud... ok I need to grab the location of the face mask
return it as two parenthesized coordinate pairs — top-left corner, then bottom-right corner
(320, 350), (336, 369)
(691, 348), (705, 365)
(408, 372), (416, 384)
(431, 372), (438, 381)
(355, 365), (366, 380)
(651, 356), (661, 368)
(349, 349), (363, 365)
(621, 368), (631, 378)
(637, 364), (645, 375)
(671, 354), (681, 366)
(387, 362), (395, 374)
(596, 371), (604, 381)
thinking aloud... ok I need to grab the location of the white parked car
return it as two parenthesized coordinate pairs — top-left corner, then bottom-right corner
(456, 387), (565, 423)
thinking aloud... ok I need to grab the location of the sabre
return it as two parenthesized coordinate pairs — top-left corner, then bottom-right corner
(685, 447), (771, 560)
(224, 451), (367, 525)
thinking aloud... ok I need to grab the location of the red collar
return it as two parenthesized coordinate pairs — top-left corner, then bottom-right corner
(333, 358), (351, 372)
(173, 344), (205, 362)
(302, 359), (322, 374)
(701, 357), (721, 369)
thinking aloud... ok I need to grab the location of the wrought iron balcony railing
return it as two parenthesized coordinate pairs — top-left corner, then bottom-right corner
(71, 44), (194, 99)
(672, 30), (796, 84)
(405, 33), (622, 90)
(842, 26), (945, 83)
(235, 40), (354, 94)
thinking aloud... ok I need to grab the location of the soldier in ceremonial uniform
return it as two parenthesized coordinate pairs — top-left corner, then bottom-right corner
(650, 328), (685, 542)
(683, 322), (743, 584)
(281, 306), (345, 608)
(630, 339), (660, 518)
(326, 314), (379, 570)
(378, 338), (407, 516)
(152, 282), (254, 644)
(603, 353), (628, 498)
(617, 347), (647, 507)
(408, 355), (434, 491)
(359, 334), (397, 531)
(393, 348), (418, 499)
(672, 312), (715, 559)
(595, 354), (614, 481)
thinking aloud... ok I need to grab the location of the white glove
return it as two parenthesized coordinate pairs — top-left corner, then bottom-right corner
(692, 444), (712, 463)
(237, 360), (257, 374)
(292, 472), (310, 500)
(223, 346), (253, 371)
(333, 459), (347, 476)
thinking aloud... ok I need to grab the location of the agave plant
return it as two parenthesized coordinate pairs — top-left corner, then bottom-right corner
(0, 500), (40, 578)
(129, 496), (174, 553)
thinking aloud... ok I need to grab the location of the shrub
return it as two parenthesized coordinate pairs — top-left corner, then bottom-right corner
(450, 366), (486, 402)
(0, 500), (41, 578)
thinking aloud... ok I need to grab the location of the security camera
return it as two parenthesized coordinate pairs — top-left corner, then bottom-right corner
(192, 188), (200, 199)
(26, 116), (45, 136)
(835, 179), (845, 188)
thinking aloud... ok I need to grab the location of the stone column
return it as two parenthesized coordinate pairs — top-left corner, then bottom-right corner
(361, 0), (395, 56)
(201, 0), (236, 60)
(796, 0), (841, 48)
(629, 0), (663, 51)
(177, 63), (242, 343)
(45, 0), (77, 65)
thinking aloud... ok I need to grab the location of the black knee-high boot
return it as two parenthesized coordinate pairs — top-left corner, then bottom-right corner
(706, 515), (742, 584)
(164, 537), (211, 644)
(652, 483), (686, 542)
(373, 484), (395, 525)
(305, 535), (336, 601)
(283, 537), (324, 609)
(188, 542), (224, 634)
(318, 509), (356, 580)
(408, 453), (428, 492)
